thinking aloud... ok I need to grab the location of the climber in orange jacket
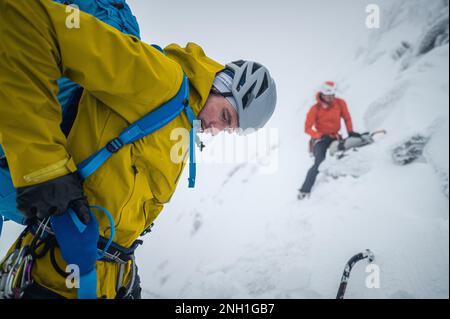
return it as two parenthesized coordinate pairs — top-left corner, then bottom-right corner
(298, 81), (361, 199)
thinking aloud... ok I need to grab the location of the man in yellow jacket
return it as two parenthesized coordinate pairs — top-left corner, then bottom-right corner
(0, 0), (277, 298)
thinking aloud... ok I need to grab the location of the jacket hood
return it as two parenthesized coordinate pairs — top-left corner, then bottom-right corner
(165, 42), (225, 116)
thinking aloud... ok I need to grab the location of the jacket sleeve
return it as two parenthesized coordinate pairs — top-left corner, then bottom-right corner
(340, 100), (354, 134)
(305, 106), (322, 140)
(0, 0), (183, 187)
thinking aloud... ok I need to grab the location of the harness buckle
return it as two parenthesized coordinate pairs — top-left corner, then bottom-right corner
(106, 138), (124, 153)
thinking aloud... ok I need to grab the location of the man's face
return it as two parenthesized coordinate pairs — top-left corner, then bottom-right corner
(321, 94), (335, 104)
(198, 93), (239, 136)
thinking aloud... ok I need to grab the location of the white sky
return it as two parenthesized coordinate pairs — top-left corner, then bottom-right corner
(127, 0), (375, 127)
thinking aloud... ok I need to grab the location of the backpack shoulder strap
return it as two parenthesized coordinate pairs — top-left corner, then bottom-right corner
(79, 44), (200, 188)
(78, 75), (190, 179)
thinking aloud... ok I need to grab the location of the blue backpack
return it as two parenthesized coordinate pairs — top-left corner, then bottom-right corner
(0, 0), (200, 299)
(53, 0), (141, 135)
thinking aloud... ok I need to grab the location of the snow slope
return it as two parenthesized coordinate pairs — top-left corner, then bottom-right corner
(133, 0), (449, 299)
(0, 0), (448, 299)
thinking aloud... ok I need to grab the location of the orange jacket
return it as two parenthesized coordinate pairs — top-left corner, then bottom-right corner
(305, 93), (354, 140)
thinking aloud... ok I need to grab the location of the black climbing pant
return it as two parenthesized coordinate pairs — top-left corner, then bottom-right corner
(300, 136), (336, 193)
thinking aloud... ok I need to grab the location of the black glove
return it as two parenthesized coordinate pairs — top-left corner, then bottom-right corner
(349, 131), (362, 138)
(16, 172), (91, 224)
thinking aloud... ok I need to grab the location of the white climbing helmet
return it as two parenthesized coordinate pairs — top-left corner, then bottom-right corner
(223, 60), (277, 132)
(320, 81), (337, 96)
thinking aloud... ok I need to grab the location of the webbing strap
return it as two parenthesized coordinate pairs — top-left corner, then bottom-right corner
(78, 270), (97, 299)
(78, 76), (192, 181)
(184, 105), (197, 188)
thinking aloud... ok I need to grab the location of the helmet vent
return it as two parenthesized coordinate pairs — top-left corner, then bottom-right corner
(256, 74), (269, 98)
(252, 63), (262, 74)
(242, 82), (256, 109)
(233, 60), (246, 67)
(237, 66), (248, 92)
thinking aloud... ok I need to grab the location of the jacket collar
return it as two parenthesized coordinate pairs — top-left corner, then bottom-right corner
(165, 43), (225, 117)
(316, 92), (338, 109)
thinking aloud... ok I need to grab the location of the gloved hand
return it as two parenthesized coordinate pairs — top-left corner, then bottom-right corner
(349, 131), (362, 138)
(16, 172), (91, 224)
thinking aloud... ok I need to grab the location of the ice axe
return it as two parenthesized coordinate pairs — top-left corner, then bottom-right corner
(336, 249), (376, 299)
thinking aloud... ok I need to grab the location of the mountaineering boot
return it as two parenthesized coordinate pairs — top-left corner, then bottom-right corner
(297, 190), (310, 200)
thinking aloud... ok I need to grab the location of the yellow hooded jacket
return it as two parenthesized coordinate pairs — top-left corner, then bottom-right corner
(0, 0), (224, 298)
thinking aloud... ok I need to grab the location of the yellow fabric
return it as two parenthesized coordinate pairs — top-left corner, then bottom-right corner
(0, 0), (224, 298)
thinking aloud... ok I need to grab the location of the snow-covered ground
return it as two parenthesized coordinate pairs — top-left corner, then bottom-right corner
(1, 0), (448, 299)
(133, 0), (449, 299)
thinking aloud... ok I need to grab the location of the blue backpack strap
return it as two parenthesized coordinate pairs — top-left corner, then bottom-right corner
(184, 105), (198, 188)
(78, 76), (190, 179)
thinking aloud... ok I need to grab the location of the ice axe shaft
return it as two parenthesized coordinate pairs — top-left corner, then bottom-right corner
(336, 249), (375, 299)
